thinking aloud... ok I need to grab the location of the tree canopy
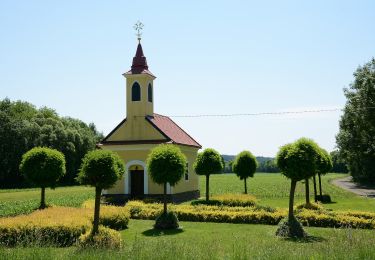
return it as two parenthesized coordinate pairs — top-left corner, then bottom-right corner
(77, 150), (125, 190)
(147, 144), (187, 187)
(194, 148), (223, 177)
(232, 151), (258, 180)
(19, 147), (66, 208)
(0, 98), (102, 188)
(336, 58), (375, 184)
(276, 138), (319, 181)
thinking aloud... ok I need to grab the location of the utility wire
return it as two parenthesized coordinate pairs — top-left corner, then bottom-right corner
(135, 106), (375, 118)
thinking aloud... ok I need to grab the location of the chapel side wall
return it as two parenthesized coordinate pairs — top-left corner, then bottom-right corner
(172, 146), (200, 194)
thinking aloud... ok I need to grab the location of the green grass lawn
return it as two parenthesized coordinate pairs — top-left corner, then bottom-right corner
(199, 173), (375, 212)
(1, 219), (374, 259)
(1, 173), (374, 218)
(0, 186), (94, 217)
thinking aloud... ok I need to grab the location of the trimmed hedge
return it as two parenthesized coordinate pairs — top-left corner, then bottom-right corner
(126, 201), (284, 225)
(78, 225), (122, 249)
(125, 201), (375, 229)
(0, 206), (129, 247)
(191, 194), (258, 207)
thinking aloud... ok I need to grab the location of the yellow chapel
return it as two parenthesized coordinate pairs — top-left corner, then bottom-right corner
(98, 39), (201, 203)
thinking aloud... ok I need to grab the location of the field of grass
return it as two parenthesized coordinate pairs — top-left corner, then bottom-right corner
(1, 173), (374, 218)
(1, 219), (374, 259)
(199, 173), (375, 212)
(0, 186), (94, 217)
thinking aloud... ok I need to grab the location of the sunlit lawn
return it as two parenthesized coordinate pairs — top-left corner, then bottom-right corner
(1, 219), (374, 259)
(199, 173), (375, 212)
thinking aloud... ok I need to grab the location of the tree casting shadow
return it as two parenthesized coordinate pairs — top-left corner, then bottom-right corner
(142, 228), (184, 237)
(283, 235), (327, 243)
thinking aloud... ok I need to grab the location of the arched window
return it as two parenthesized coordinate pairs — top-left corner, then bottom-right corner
(132, 82), (141, 101)
(148, 83), (153, 102)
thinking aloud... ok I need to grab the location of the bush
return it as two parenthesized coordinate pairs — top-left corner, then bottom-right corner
(0, 206), (130, 247)
(191, 194), (258, 207)
(297, 209), (375, 229)
(154, 212), (180, 229)
(99, 206), (130, 230)
(276, 217), (307, 238)
(295, 202), (324, 211)
(124, 201), (375, 229)
(0, 207), (90, 247)
(81, 200), (130, 230)
(316, 195), (332, 203)
(78, 226), (122, 249)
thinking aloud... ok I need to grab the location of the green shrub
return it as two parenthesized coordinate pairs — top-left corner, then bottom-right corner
(78, 226), (122, 249)
(276, 217), (307, 238)
(0, 207), (89, 247)
(155, 211), (180, 229)
(99, 206), (130, 230)
(191, 194), (257, 207)
(297, 209), (375, 229)
(295, 202), (324, 211)
(0, 206), (130, 247)
(124, 201), (375, 229)
(316, 195), (332, 203)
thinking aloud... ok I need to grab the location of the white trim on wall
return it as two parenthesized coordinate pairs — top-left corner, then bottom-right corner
(124, 160), (148, 195)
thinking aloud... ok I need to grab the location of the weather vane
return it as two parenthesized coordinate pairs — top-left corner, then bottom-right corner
(134, 21), (144, 43)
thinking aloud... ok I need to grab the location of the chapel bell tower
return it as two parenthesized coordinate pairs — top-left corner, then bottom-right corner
(123, 22), (155, 119)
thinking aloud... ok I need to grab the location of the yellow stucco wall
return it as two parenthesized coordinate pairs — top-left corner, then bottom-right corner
(102, 144), (199, 195)
(106, 117), (166, 141)
(125, 74), (154, 118)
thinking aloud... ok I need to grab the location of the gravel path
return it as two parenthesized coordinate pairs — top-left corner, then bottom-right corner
(332, 176), (375, 198)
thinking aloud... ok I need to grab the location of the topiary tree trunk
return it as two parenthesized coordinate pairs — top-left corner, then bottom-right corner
(305, 178), (310, 205)
(289, 180), (297, 220)
(244, 178), (248, 194)
(318, 173), (323, 196)
(40, 187), (46, 209)
(205, 174), (210, 201)
(313, 175), (318, 202)
(93, 187), (102, 235)
(163, 182), (167, 215)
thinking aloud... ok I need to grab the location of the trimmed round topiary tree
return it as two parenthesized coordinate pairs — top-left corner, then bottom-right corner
(77, 149), (125, 235)
(194, 148), (223, 201)
(316, 148), (333, 200)
(147, 144), (186, 229)
(276, 138), (319, 238)
(19, 147), (66, 209)
(232, 150), (258, 194)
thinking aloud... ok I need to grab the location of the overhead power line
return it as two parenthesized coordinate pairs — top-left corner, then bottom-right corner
(167, 108), (343, 118)
(163, 106), (375, 118)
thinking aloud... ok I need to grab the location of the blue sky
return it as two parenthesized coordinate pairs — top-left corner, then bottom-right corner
(1, 1), (374, 156)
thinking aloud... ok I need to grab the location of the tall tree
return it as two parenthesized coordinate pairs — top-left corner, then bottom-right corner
(0, 98), (102, 188)
(276, 138), (318, 238)
(336, 58), (375, 184)
(19, 147), (66, 209)
(232, 151), (258, 194)
(147, 144), (186, 229)
(77, 150), (125, 235)
(316, 148), (333, 197)
(194, 148), (223, 201)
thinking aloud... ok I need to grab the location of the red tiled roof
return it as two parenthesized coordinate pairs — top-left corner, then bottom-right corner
(146, 114), (201, 148)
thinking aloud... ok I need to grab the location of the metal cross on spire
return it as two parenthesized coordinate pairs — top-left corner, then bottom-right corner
(134, 21), (144, 43)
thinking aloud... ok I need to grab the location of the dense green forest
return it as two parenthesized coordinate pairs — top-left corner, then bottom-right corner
(0, 98), (103, 188)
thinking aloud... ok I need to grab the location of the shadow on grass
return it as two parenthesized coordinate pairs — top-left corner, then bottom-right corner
(283, 235), (327, 243)
(142, 228), (184, 237)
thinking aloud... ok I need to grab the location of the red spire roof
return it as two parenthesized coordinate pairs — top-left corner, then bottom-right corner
(124, 42), (155, 77)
